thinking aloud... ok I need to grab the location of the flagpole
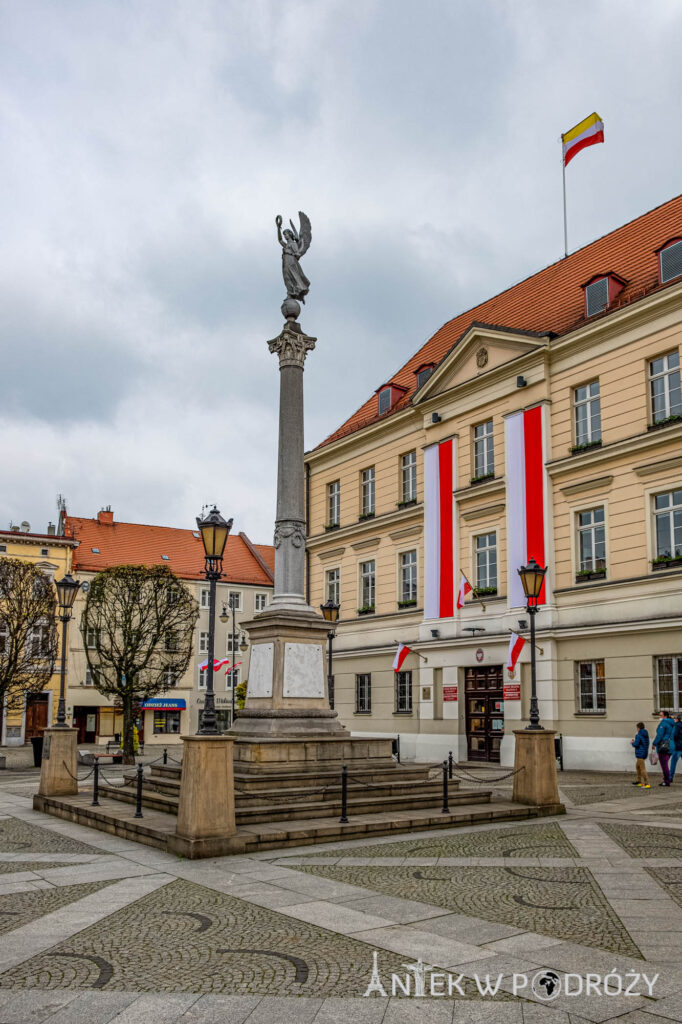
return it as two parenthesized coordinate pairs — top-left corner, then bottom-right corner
(392, 641), (428, 663)
(508, 627), (543, 656)
(459, 568), (486, 613)
(562, 152), (568, 258)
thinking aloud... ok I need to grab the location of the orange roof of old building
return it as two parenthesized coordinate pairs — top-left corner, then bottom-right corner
(318, 193), (682, 448)
(65, 512), (274, 587)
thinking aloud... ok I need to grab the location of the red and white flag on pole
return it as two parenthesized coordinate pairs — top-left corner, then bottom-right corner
(507, 632), (526, 673)
(199, 657), (231, 672)
(392, 644), (411, 672)
(456, 575), (472, 610)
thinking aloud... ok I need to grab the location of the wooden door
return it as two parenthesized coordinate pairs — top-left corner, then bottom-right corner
(465, 666), (504, 762)
(25, 694), (49, 741)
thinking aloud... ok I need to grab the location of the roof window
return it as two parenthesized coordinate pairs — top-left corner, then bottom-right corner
(161, 554), (170, 560)
(583, 273), (626, 318)
(375, 382), (407, 416)
(660, 239), (682, 284)
(192, 531), (200, 539)
(91, 547), (100, 553)
(415, 364), (435, 389)
(378, 387), (392, 415)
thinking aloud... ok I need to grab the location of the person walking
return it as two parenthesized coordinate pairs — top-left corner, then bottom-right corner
(631, 722), (650, 788)
(669, 714), (682, 783)
(653, 710), (676, 787)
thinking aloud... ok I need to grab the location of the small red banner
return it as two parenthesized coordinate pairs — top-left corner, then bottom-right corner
(503, 683), (521, 700)
(443, 685), (458, 702)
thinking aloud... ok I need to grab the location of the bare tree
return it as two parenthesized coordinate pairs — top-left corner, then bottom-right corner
(0, 557), (58, 716)
(80, 565), (198, 763)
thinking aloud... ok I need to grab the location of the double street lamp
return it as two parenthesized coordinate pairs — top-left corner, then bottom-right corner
(54, 574), (81, 728)
(320, 599), (340, 710)
(517, 557), (547, 731)
(196, 506), (232, 735)
(220, 600), (248, 724)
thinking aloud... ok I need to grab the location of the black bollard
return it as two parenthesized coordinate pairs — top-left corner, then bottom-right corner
(163, 747), (168, 765)
(135, 762), (144, 818)
(442, 760), (450, 814)
(92, 759), (100, 807)
(340, 764), (349, 824)
(448, 750), (454, 780)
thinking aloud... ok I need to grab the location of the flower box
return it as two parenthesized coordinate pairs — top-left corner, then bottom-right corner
(570, 439), (602, 454)
(358, 512), (375, 522)
(396, 499), (417, 509)
(469, 473), (495, 486)
(397, 599), (417, 608)
(648, 414), (682, 431)
(652, 556), (682, 570)
(324, 523), (340, 532)
(357, 605), (375, 615)
(575, 569), (607, 582)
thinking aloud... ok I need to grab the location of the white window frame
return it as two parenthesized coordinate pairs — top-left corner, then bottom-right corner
(85, 627), (100, 650)
(226, 665), (240, 689)
(395, 670), (413, 713)
(355, 673), (371, 713)
(473, 420), (494, 479)
(359, 559), (375, 610)
(228, 591), (242, 612)
(199, 631), (209, 654)
(361, 468), (375, 516)
(573, 380), (601, 446)
(577, 507), (606, 572)
(576, 660), (606, 713)
(254, 593), (268, 611)
(655, 655), (682, 712)
(163, 667), (178, 689)
(326, 567), (340, 605)
(200, 588), (210, 609)
(654, 488), (682, 560)
(399, 549), (417, 604)
(0, 619), (8, 655)
(401, 451), (417, 503)
(198, 667), (207, 690)
(84, 668), (94, 687)
(475, 532), (497, 590)
(328, 480), (340, 526)
(650, 350), (682, 424)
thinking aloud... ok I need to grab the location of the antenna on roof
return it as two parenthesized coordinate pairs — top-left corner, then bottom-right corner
(56, 494), (66, 513)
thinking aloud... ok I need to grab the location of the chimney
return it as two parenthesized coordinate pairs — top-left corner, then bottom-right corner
(47, 523), (56, 536)
(97, 508), (114, 526)
(21, 521), (30, 533)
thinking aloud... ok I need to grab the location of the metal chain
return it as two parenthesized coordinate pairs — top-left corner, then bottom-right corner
(449, 762), (525, 784)
(61, 761), (95, 782)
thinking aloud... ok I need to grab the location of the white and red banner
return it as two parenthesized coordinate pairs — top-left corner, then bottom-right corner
(456, 574), (472, 609)
(424, 438), (455, 618)
(505, 405), (547, 607)
(392, 643), (411, 672)
(507, 632), (526, 673)
(199, 657), (231, 672)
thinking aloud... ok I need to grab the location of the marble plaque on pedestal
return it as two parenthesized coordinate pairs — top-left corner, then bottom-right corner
(282, 642), (324, 697)
(248, 643), (274, 697)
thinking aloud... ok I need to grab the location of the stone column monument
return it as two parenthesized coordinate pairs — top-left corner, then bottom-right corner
(229, 212), (349, 745)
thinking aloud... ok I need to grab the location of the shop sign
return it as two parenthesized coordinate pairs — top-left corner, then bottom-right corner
(443, 685), (458, 702)
(503, 683), (521, 700)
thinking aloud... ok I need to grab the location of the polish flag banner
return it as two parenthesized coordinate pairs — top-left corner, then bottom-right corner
(392, 644), (411, 672)
(199, 657), (231, 672)
(424, 438), (455, 618)
(507, 632), (526, 673)
(505, 405), (547, 607)
(225, 660), (242, 675)
(456, 575), (472, 610)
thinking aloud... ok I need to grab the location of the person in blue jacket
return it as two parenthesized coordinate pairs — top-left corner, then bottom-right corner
(653, 710), (676, 786)
(631, 722), (650, 788)
(669, 714), (682, 783)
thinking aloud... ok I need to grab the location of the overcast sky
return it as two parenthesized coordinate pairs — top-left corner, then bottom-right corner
(2, 0), (681, 543)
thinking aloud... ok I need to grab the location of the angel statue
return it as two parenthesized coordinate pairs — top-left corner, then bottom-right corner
(276, 211), (312, 303)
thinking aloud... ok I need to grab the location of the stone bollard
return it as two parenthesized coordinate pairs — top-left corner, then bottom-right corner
(168, 735), (245, 858)
(36, 728), (79, 798)
(512, 729), (565, 814)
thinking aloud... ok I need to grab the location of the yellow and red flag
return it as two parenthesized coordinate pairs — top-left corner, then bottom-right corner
(562, 112), (604, 167)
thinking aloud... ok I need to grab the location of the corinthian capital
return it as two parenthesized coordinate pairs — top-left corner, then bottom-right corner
(268, 325), (317, 369)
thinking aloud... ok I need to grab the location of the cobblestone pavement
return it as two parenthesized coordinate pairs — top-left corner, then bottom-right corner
(600, 821), (682, 858)
(281, 823), (578, 860)
(2, 773), (682, 1022)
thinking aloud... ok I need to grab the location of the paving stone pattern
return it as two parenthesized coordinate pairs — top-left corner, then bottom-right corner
(0, 878), (498, 998)
(0, 860), (78, 874)
(296, 863), (642, 957)
(645, 865), (682, 908)
(0, 817), (101, 855)
(600, 822), (682, 858)
(284, 823), (578, 861)
(0, 881), (114, 936)
(561, 783), (663, 805)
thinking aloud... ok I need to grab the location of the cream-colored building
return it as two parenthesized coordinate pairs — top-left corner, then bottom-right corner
(305, 195), (682, 770)
(62, 508), (274, 745)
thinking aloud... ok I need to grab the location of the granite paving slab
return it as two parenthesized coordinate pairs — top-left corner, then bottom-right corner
(599, 823), (682, 859)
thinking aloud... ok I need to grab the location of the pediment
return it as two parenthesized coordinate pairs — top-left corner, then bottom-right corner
(414, 323), (549, 402)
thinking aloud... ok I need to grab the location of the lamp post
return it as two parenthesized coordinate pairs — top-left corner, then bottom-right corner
(320, 599), (340, 710)
(220, 599), (248, 725)
(517, 557), (547, 730)
(54, 574), (81, 728)
(197, 507), (232, 735)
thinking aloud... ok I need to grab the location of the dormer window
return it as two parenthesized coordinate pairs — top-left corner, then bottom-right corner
(415, 364), (435, 389)
(583, 273), (626, 318)
(375, 382), (407, 416)
(659, 239), (682, 284)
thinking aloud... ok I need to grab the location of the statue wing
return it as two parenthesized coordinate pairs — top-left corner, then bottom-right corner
(297, 211), (312, 256)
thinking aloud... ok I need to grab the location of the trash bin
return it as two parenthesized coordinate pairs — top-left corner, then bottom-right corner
(30, 735), (44, 767)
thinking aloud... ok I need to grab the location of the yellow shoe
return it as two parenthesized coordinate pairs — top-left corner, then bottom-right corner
(643, 784), (651, 788)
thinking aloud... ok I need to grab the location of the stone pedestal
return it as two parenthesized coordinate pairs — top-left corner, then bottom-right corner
(37, 728), (79, 798)
(169, 735), (243, 859)
(512, 730), (564, 812)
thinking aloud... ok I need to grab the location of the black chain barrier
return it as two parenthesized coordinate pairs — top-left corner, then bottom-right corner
(446, 751), (525, 784)
(61, 761), (96, 783)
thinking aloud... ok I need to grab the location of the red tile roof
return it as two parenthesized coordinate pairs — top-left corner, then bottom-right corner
(318, 193), (682, 448)
(65, 514), (274, 586)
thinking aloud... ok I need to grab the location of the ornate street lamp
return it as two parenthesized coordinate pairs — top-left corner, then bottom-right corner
(517, 557), (547, 730)
(220, 595), (244, 726)
(54, 573), (81, 728)
(197, 507), (232, 735)
(320, 599), (340, 710)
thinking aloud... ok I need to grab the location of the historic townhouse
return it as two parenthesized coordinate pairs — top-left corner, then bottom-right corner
(305, 195), (682, 769)
(62, 508), (274, 744)
(0, 522), (78, 745)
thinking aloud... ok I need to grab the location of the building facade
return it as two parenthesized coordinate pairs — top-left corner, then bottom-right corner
(63, 508), (274, 746)
(0, 522), (78, 745)
(305, 195), (682, 770)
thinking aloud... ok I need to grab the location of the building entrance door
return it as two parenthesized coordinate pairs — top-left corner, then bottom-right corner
(465, 666), (504, 762)
(73, 706), (98, 744)
(25, 693), (49, 741)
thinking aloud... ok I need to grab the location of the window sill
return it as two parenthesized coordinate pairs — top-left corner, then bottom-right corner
(324, 523), (340, 532)
(358, 513), (376, 522)
(652, 557), (682, 571)
(393, 710), (414, 716)
(574, 711), (606, 716)
(397, 499), (417, 510)
(575, 570), (607, 583)
(570, 440), (602, 455)
(357, 607), (376, 616)
(648, 415), (682, 431)
(353, 710), (372, 715)
(397, 600), (417, 609)
(470, 474), (495, 486)
(474, 587), (498, 597)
